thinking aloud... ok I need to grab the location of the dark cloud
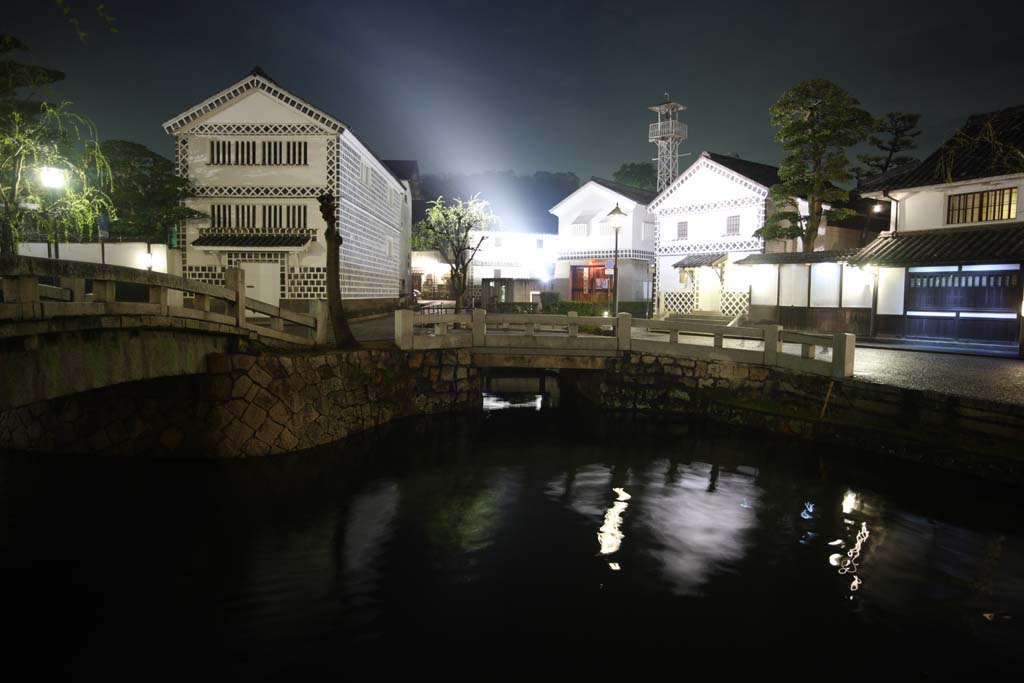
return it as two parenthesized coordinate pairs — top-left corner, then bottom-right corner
(8, 0), (1024, 178)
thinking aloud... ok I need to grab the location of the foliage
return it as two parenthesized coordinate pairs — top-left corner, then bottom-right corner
(0, 101), (115, 253)
(54, 1), (119, 45)
(0, 35), (65, 109)
(414, 194), (493, 308)
(539, 290), (560, 311)
(419, 170), (578, 233)
(854, 112), (921, 181)
(935, 119), (1024, 183)
(754, 80), (872, 252)
(612, 161), (657, 191)
(100, 140), (200, 243)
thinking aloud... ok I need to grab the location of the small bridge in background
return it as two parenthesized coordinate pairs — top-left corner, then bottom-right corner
(0, 254), (327, 411)
(395, 309), (856, 378)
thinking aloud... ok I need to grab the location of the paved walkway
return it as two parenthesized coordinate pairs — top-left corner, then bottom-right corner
(351, 313), (1024, 406)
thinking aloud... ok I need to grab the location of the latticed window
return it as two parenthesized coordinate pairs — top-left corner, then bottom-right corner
(726, 215), (740, 236)
(262, 205), (308, 230)
(572, 223), (589, 237)
(262, 140), (308, 166)
(209, 140), (257, 165)
(676, 221), (688, 240)
(211, 204), (257, 229)
(946, 187), (1017, 224)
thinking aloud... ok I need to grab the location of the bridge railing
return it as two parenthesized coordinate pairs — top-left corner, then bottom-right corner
(395, 309), (855, 378)
(0, 254), (326, 347)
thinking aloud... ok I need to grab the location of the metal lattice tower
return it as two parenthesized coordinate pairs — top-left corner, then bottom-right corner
(649, 95), (688, 191)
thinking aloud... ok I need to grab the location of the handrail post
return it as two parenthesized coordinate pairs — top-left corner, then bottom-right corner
(763, 324), (782, 366)
(59, 277), (85, 302)
(831, 332), (856, 378)
(617, 312), (632, 352)
(193, 292), (211, 312)
(314, 299), (328, 345)
(2, 275), (38, 303)
(395, 308), (413, 349)
(224, 267), (246, 328)
(471, 308), (486, 347)
(567, 311), (578, 338)
(657, 291), (665, 319)
(148, 285), (168, 307)
(91, 279), (116, 303)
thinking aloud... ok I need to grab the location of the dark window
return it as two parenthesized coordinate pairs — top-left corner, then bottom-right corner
(726, 215), (740, 236)
(906, 268), (1021, 312)
(261, 140), (308, 166)
(946, 187), (1017, 224)
(676, 221), (688, 240)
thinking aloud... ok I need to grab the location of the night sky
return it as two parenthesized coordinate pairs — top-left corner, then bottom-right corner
(9, 0), (1024, 180)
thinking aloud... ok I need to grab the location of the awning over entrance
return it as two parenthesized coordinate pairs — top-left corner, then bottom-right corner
(192, 234), (311, 250)
(849, 222), (1024, 267)
(672, 252), (727, 269)
(734, 249), (861, 266)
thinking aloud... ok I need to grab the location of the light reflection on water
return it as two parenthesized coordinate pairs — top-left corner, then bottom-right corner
(1, 407), (1023, 677)
(482, 392), (543, 411)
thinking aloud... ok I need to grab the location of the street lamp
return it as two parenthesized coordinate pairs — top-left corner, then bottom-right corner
(606, 202), (627, 315)
(39, 166), (66, 189)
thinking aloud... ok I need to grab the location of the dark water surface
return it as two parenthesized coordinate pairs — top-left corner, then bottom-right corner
(1, 396), (1022, 680)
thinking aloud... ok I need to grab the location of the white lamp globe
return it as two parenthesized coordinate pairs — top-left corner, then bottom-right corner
(39, 166), (66, 189)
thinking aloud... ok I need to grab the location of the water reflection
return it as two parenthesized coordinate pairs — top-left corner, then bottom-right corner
(597, 487), (631, 559)
(482, 392), (544, 411)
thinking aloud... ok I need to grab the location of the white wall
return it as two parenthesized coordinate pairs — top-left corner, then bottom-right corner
(749, 264), (778, 306)
(876, 267), (905, 315)
(890, 176), (1024, 233)
(779, 264), (809, 307)
(551, 182), (651, 254)
(16, 242), (169, 273)
(841, 265), (874, 308)
(810, 263), (841, 307)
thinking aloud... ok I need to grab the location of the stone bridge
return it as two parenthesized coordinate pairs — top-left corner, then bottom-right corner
(0, 254), (326, 412)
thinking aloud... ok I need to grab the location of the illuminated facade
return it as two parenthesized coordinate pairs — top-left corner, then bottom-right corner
(163, 68), (413, 313)
(549, 178), (657, 306)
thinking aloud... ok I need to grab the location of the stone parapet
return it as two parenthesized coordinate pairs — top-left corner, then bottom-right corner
(0, 348), (480, 457)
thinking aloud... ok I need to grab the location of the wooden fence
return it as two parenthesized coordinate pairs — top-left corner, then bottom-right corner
(395, 309), (855, 378)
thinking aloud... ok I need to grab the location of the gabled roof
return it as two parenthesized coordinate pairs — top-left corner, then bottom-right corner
(588, 177), (658, 205)
(704, 152), (781, 189)
(549, 177), (656, 214)
(162, 67), (348, 134)
(860, 105), (1024, 192)
(848, 222), (1024, 267)
(650, 151), (779, 211)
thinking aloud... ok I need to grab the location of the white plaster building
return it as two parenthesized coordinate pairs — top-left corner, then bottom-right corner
(163, 68), (412, 315)
(549, 178), (657, 305)
(411, 228), (558, 304)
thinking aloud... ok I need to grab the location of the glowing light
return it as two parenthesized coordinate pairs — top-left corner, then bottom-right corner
(602, 310), (609, 318)
(39, 166), (66, 189)
(598, 487), (630, 555)
(872, 204), (883, 213)
(141, 251), (154, 270)
(841, 490), (859, 514)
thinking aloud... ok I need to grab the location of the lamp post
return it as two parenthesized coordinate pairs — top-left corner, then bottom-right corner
(606, 203), (627, 316)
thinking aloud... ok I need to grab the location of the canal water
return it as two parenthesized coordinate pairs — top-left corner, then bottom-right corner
(0, 396), (1021, 680)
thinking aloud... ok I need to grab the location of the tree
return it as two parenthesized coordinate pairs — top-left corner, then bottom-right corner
(100, 140), (200, 243)
(0, 34), (65, 111)
(754, 80), (873, 252)
(413, 195), (493, 310)
(316, 193), (357, 348)
(854, 112), (921, 181)
(612, 161), (656, 191)
(936, 117), (1024, 184)
(0, 101), (115, 253)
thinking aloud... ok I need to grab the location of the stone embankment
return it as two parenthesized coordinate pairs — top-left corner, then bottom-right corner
(567, 351), (1024, 484)
(0, 348), (479, 457)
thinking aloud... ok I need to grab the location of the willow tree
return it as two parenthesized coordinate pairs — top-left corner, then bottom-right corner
(316, 193), (357, 348)
(754, 80), (872, 252)
(0, 102), (115, 253)
(413, 194), (493, 310)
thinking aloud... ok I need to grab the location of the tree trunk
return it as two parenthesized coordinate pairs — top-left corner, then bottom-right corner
(324, 218), (357, 348)
(1, 217), (15, 255)
(317, 193), (357, 348)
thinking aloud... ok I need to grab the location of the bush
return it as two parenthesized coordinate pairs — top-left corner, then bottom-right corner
(544, 300), (650, 318)
(539, 291), (561, 311)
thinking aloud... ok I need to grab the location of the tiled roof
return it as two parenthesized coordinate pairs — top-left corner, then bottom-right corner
(860, 105), (1024, 192)
(672, 252), (727, 268)
(192, 234), (311, 248)
(589, 177), (658, 205)
(848, 222), (1024, 266)
(705, 152), (781, 189)
(735, 249), (862, 266)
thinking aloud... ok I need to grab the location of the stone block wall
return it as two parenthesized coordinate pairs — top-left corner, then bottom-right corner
(0, 348), (480, 457)
(568, 351), (1024, 484)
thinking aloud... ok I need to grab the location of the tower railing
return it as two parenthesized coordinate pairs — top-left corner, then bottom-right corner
(649, 120), (687, 141)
